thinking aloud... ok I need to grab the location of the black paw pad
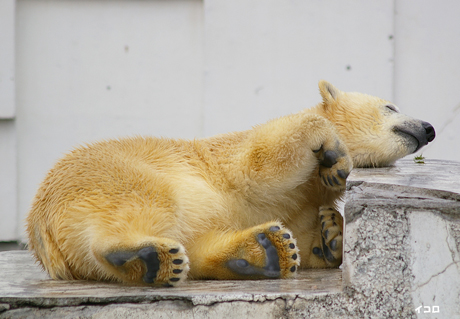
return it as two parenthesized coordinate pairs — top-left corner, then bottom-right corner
(105, 251), (136, 266)
(227, 259), (258, 276)
(236, 259), (249, 268)
(227, 234), (281, 278)
(321, 150), (338, 168)
(312, 247), (323, 258)
(257, 233), (281, 276)
(137, 247), (161, 284)
(105, 247), (161, 284)
(321, 237), (335, 262)
(337, 169), (349, 179)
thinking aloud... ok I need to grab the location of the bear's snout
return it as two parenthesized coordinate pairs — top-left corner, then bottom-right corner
(393, 120), (435, 153)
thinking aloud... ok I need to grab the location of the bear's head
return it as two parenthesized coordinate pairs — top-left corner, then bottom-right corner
(317, 80), (435, 168)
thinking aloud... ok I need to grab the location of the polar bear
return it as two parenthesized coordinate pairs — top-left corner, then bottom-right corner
(26, 81), (435, 286)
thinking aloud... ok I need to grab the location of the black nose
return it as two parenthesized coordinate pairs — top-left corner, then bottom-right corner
(422, 121), (435, 142)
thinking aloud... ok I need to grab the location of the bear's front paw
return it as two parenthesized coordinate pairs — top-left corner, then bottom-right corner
(313, 140), (352, 191)
(227, 222), (300, 279)
(312, 207), (343, 267)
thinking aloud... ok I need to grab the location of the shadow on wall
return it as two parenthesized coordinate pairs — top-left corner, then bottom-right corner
(0, 242), (26, 252)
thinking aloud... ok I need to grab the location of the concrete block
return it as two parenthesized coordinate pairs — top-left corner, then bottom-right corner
(344, 159), (460, 318)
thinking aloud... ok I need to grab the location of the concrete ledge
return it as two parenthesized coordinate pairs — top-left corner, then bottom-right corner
(0, 250), (343, 306)
(1, 159), (459, 318)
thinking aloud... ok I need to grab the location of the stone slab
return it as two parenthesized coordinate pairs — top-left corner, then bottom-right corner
(0, 251), (342, 309)
(346, 159), (460, 223)
(348, 159), (460, 194)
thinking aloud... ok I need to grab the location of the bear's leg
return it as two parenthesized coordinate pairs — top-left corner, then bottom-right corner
(310, 207), (343, 268)
(242, 113), (352, 192)
(92, 236), (190, 287)
(187, 221), (300, 280)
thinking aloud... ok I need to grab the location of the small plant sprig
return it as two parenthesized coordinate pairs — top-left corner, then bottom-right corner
(414, 154), (425, 164)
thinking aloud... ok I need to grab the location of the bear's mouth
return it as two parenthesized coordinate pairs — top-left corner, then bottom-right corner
(393, 127), (425, 153)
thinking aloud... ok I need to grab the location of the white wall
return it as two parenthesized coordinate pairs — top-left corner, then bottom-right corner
(0, 0), (15, 119)
(14, 0), (204, 241)
(203, 0), (394, 135)
(394, 0), (460, 160)
(0, 0), (17, 241)
(0, 0), (459, 241)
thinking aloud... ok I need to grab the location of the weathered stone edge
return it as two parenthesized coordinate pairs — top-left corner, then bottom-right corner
(0, 290), (342, 309)
(345, 182), (460, 223)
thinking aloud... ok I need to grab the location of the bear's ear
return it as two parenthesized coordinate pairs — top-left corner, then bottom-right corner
(319, 80), (341, 104)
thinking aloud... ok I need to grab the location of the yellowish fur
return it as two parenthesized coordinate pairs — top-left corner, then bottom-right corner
(26, 81), (433, 285)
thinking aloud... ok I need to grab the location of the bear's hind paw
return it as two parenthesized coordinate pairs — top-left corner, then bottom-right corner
(105, 240), (189, 287)
(227, 223), (300, 279)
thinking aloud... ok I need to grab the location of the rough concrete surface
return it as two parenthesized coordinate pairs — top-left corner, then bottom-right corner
(1, 159), (459, 318)
(344, 160), (460, 319)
